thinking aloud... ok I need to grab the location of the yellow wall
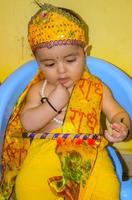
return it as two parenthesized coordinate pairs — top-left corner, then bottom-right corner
(0, 0), (132, 82)
(0, 0), (132, 153)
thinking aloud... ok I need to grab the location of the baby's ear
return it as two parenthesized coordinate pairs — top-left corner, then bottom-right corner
(84, 45), (92, 56)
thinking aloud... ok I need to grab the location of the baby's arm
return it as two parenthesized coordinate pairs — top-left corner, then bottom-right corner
(20, 82), (69, 132)
(102, 84), (130, 142)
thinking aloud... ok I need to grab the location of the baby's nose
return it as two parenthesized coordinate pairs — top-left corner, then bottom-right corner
(57, 63), (67, 73)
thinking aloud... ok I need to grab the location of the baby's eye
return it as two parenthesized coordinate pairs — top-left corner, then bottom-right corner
(45, 63), (55, 67)
(67, 58), (76, 63)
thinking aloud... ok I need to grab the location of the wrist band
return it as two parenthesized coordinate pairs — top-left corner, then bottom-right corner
(111, 111), (127, 123)
(41, 97), (61, 114)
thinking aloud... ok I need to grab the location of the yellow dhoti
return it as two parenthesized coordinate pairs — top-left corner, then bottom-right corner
(15, 139), (119, 200)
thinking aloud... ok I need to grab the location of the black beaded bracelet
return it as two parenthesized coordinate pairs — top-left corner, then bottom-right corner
(41, 97), (61, 114)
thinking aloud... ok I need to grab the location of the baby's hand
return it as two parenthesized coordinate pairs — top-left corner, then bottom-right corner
(104, 122), (129, 142)
(49, 84), (70, 110)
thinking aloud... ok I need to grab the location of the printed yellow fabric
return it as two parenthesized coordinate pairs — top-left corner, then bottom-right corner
(0, 70), (44, 200)
(0, 69), (119, 200)
(28, 3), (88, 52)
(15, 139), (119, 200)
(62, 70), (102, 134)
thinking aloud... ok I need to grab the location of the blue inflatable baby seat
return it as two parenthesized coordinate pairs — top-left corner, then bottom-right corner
(0, 56), (132, 199)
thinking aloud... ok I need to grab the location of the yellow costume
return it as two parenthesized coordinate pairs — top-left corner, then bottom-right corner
(0, 3), (119, 200)
(15, 70), (119, 200)
(0, 70), (119, 200)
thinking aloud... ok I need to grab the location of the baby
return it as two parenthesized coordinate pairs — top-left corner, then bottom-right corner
(0, 3), (130, 200)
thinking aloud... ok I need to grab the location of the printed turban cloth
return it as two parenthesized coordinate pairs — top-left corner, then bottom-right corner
(28, 3), (88, 52)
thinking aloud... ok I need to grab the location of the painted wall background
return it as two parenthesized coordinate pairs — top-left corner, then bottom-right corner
(0, 0), (132, 82)
(0, 0), (132, 154)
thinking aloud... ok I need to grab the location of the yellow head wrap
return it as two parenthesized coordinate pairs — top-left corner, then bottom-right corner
(28, 3), (88, 52)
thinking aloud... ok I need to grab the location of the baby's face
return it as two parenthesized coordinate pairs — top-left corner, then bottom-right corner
(35, 45), (86, 89)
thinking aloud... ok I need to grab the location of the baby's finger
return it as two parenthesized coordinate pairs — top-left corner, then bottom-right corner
(111, 129), (121, 137)
(104, 130), (115, 142)
(111, 122), (122, 130)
